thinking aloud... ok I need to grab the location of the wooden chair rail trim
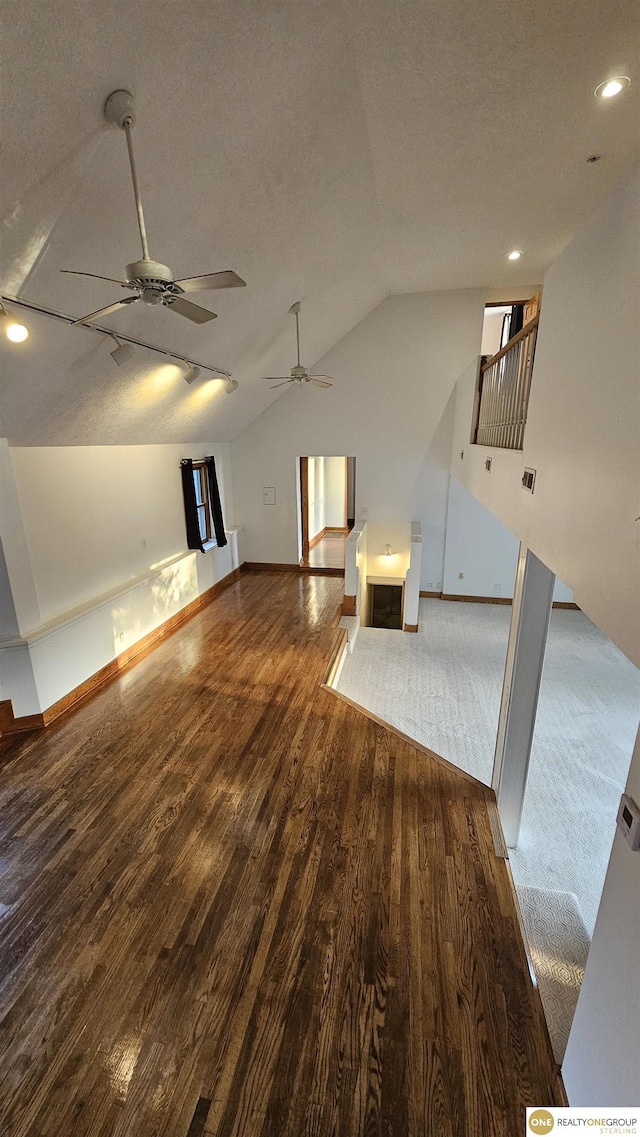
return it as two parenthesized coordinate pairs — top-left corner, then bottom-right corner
(485, 793), (509, 859)
(480, 314), (539, 372)
(242, 561), (344, 577)
(321, 628), (349, 688)
(420, 591), (579, 610)
(307, 526), (348, 549)
(0, 566), (243, 738)
(309, 527), (328, 549)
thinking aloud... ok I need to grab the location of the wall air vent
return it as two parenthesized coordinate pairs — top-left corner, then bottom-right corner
(522, 467), (536, 493)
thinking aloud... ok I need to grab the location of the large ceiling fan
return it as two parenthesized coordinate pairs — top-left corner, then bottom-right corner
(264, 302), (333, 389)
(63, 90), (246, 327)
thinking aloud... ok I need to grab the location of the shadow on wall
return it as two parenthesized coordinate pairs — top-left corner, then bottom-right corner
(111, 554), (198, 655)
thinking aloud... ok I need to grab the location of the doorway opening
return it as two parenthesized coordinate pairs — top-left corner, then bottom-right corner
(369, 583), (403, 629)
(298, 456), (355, 569)
(480, 293), (540, 359)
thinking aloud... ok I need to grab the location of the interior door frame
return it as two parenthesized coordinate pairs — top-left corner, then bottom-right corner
(300, 456), (310, 562)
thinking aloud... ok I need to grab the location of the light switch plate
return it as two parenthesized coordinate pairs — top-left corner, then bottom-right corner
(263, 487), (276, 506)
(617, 793), (640, 850)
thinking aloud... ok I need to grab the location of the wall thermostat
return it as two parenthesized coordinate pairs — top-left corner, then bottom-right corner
(616, 793), (640, 851)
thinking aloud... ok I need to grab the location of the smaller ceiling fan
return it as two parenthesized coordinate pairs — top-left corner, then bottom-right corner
(264, 302), (333, 389)
(63, 90), (246, 327)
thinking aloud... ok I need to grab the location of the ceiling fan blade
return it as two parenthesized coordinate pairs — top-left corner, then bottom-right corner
(268, 379), (295, 389)
(166, 296), (218, 323)
(71, 295), (140, 325)
(309, 377), (334, 388)
(61, 269), (130, 286)
(173, 270), (247, 293)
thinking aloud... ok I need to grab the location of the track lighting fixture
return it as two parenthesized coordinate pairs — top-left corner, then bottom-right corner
(1, 294), (234, 385)
(182, 362), (201, 385)
(0, 303), (29, 342)
(109, 333), (135, 366)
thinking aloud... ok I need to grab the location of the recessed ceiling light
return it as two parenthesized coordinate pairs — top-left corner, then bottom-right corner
(595, 76), (630, 99)
(507, 250), (523, 261)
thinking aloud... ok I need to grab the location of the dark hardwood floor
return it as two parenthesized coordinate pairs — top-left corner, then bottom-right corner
(0, 571), (562, 1136)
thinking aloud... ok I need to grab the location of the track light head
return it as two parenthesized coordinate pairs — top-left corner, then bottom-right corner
(223, 377), (238, 394)
(0, 305), (29, 342)
(183, 363), (201, 385)
(109, 334), (134, 366)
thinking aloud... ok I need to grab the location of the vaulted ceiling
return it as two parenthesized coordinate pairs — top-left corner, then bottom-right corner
(0, 0), (638, 444)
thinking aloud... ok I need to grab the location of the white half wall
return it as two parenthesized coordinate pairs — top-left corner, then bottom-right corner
(449, 164), (640, 665)
(231, 289), (485, 573)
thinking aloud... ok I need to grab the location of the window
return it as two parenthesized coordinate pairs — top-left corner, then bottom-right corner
(180, 456), (227, 552)
(192, 461), (213, 544)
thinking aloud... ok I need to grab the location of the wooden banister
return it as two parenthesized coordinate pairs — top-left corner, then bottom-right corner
(481, 315), (539, 373)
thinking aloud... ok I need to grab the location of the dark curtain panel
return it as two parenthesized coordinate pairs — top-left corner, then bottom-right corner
(180, 458), (205, 552)
(205, 456), (227, 548)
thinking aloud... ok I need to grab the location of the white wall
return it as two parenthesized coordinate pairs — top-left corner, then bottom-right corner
(442, 477), (573, 602)
(449, 164), (640, 666)
(481, 307), (508, 356)
(325, 456), (346, 528)
(562, 724), (640, 1105)
(232, 289), (485, 574)
(413, 391), (455, 592)
(0, 440), (236, 714)
(307, 455), (322, 541)
(0, 541), (20, 639)
(443, 476), (519, 598)
(8, 443), (232, 625)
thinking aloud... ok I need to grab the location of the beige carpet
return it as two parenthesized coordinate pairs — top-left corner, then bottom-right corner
(516, 885), (591, 1063)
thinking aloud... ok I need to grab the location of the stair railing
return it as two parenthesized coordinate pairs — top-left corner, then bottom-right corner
(475, 315), (539, 449)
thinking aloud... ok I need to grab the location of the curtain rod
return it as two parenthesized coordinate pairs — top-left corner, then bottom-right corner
(0, 293), (232, 378)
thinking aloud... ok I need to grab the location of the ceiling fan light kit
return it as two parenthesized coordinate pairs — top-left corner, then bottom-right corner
(63, 91), (246, 327)
(263, 301), (334, 390)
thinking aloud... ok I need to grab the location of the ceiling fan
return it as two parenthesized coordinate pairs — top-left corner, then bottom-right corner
(63, 90), (246, 327)
(264, 302), (333, 389)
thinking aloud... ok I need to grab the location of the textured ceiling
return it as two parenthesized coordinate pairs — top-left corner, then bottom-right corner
(0, 0), (638, 444)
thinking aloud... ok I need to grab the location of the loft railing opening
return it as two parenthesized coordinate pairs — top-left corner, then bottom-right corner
(474, 313), (539, 450)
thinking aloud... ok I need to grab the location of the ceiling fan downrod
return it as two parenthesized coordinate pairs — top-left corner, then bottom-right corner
(104, 89), (151, 264)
